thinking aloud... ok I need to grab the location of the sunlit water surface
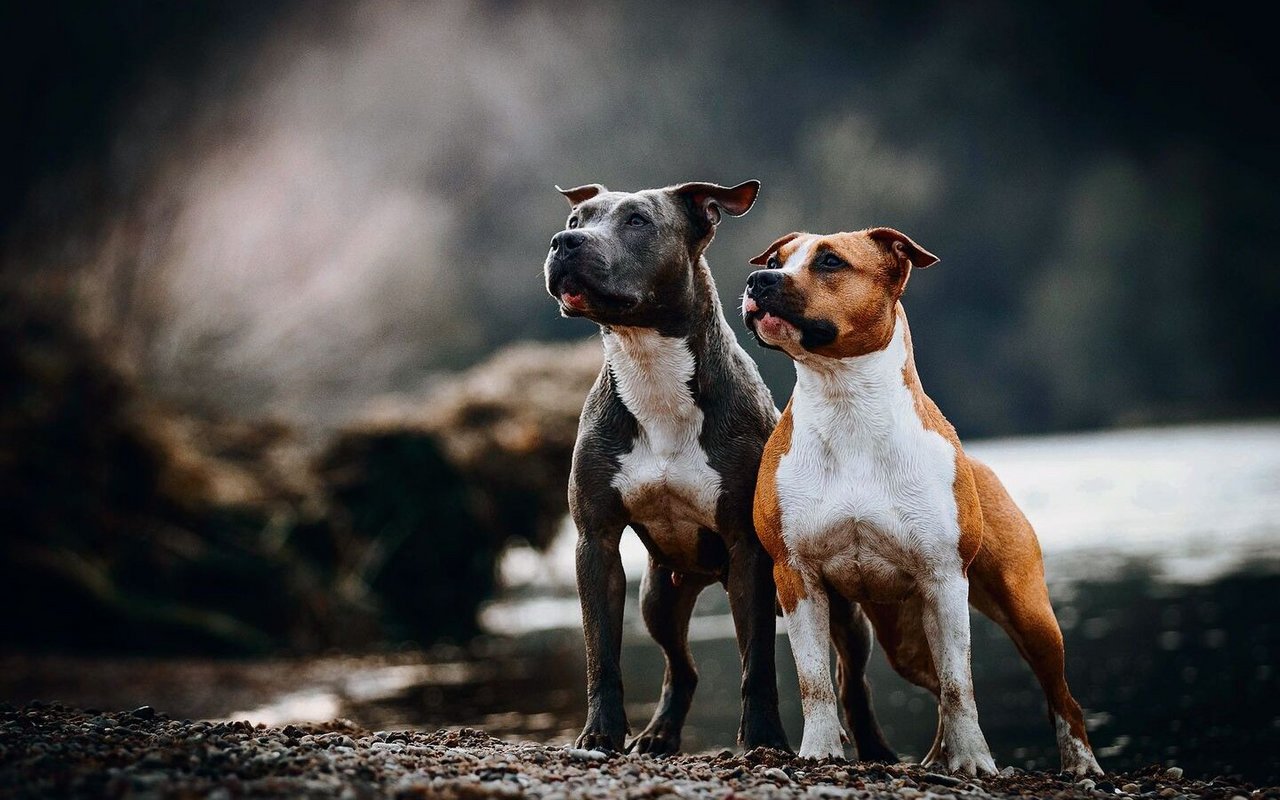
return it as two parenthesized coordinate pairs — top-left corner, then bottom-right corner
(5, 423), (1278, 782)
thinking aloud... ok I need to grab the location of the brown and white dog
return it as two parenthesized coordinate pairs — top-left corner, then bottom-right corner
(741, 228), (1103, 776)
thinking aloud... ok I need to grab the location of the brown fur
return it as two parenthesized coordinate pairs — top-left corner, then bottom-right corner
(747, 228), (938, 360)
(753, 401), (806, 613)
(750, 226), (1096, 761)
(861, 457), (1092, 747)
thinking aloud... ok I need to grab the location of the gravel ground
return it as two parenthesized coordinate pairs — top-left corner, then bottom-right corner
(1, 704), (1275, 799)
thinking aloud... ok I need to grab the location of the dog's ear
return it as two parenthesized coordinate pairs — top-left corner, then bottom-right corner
(556, 184), (606, 207)
(867, 227), (939, 269)
(672, 180), (760, 226)
(749, 232), (803, 266)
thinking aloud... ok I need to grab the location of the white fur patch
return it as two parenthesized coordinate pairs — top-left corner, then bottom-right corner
(604, 327), (721, 570)
(781, 592), (846, 759)
(1056, 714), (1103, 776)
(921, 577), (996, 776)
(775, 318), (996, 775)
(781, 237), (818, 274)
(777, 321), (962, 600)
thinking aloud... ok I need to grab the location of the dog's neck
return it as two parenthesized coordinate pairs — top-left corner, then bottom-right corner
(791, 311), (917, 441)
(602, 257), (732, 428)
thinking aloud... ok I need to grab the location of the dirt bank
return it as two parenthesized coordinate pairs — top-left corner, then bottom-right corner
(1, 704), (1274, 799)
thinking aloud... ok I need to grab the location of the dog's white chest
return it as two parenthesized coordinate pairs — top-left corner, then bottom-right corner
(605, 329), (721, 568)
(776, 328), (962, 600)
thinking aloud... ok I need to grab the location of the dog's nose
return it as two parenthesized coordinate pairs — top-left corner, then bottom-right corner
(747, 269), (782, 293)
(550, 230), (586, 255)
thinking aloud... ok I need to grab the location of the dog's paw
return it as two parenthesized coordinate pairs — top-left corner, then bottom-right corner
(629, 719), (681, 756)
(938, 743), (997, 777)
(739, 710), (792, 753)
(798, 739), (846, 760)
(1060, 750), (1104, 777)
(1055, 717), (1104, 776)
(797, 714), (847, 761)
(575, 724), (626, 753)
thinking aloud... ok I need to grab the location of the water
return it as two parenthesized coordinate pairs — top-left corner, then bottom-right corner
(4, 423), (1278, 782)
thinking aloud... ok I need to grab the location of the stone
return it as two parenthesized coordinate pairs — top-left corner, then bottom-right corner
(565, 747), (606, 761)
(922, 772), (964, 788)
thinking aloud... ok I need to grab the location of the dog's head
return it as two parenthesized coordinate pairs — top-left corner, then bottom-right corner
(544, 181), (760, 329)
(741, 228), (938, 359)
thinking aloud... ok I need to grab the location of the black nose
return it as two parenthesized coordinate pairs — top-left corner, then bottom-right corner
(550, 230), (586, 255)
(747, 269), (782, 293)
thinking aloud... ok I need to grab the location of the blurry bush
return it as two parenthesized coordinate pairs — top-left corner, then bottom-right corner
(0, 291), (600, 655)
(317, 339), (600, 645)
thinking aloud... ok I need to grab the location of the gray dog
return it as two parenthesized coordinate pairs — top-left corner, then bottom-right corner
(543, 180), (895, 758)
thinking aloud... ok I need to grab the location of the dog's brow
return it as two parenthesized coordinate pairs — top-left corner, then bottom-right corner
(783, 238), (817, 271)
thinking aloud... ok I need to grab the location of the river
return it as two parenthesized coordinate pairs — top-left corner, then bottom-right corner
(4, 422), (1277, 782)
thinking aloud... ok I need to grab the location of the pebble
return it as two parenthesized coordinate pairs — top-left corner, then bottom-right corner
(1166, 767), (1184, 780)
(923, 772), (965, 787)
(0, 703), (1258, 799)
(564, 746), (606, 761)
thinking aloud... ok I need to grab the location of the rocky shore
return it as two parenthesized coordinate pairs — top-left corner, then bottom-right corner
(1, 704), (1274, 799)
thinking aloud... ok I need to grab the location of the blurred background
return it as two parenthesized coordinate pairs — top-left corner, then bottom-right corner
(2, 0), (1277, 783)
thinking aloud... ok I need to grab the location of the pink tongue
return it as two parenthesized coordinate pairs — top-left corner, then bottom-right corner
(562, 292), (587, 310)
(743, 297), (759, 314)
(759, 313), (792, 336)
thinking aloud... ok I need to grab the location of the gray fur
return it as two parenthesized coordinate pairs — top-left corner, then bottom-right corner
(544, 181), (791, 754)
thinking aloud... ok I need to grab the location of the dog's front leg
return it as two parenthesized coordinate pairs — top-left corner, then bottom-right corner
(726, 535), (790, 752)
(921, 575), (997, 776)
(575, 525), (629, 751)
(778, 563), (846, 759)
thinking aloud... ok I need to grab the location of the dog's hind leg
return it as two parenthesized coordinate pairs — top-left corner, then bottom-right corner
(830, 596), (897, 763)
(969, 573), (1101, 776)
(965, 459), (1102, 776)
(727, 532), (791, 752)
(630, 555), (709, 755)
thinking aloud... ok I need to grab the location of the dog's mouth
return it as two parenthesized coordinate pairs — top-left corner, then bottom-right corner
(553, 276), (640, 318)
(754, 312), (799, 340)
(743, 294), (836, 353)
(743, 295), (801, 346)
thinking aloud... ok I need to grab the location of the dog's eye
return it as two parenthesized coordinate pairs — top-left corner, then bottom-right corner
(767, 256), (780, 270)
(816, 252), (846, 270)
(626, 213), (649, 227)
(567, 217), (579, 229)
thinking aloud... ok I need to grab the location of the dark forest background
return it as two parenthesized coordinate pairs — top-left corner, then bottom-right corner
(4, 1), (1275, 436)
(0, 0), (1276, 654)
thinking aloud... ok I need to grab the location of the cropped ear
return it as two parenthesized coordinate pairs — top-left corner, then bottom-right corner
(748, 232), (803, 266)
(555, 183), (606, 207)
(866, 227), (939, 269)
(671, 180), (760, 226)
